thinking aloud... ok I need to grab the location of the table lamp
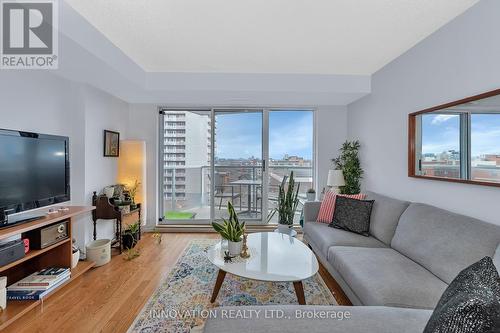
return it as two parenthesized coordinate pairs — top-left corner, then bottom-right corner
(327, 169), (345, 194)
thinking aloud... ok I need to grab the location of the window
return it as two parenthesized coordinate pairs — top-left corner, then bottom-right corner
(471, 114), (500, 182)
(409, 89), (500, 187)
(158, 108), (316, 225)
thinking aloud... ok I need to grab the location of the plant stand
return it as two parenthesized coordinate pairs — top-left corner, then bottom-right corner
(91, 192), (141, 254)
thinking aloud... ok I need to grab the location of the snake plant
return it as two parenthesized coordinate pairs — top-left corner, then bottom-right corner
(212, 201), (245, 242)
(268, 171), (300, 226)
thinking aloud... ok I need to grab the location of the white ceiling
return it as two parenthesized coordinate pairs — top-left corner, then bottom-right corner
(65, 0), (478, 75)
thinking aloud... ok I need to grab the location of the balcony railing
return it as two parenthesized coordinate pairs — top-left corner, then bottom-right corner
(161, 164), (313, 223)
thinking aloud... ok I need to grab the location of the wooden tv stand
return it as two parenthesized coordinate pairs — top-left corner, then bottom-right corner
(0, 206), (95, 330)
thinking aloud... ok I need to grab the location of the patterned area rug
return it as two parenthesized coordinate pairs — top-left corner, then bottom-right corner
(128, 239), (337, 333)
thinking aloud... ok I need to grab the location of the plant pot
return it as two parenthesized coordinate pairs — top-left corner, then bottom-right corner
(86, 239), (111, 267)
(71, 249), (80, 269)
(277, 223), (292, 234)
(228, 240), (242, 256)
(122, 231), (139, 249)
(306, 193), (316, 201)
(118, 205), (130, 214)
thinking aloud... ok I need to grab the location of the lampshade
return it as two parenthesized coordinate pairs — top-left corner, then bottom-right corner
(327, 169), (345, 187)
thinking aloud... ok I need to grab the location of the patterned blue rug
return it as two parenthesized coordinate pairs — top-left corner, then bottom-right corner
(128, 239), (336, 333)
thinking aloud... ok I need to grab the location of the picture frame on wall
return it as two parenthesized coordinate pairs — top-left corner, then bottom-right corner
(103, 130), (120, 157)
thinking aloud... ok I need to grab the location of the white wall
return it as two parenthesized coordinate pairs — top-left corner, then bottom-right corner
(81, 85), (130, 244)
(0, 71), (87, 244)
(127, 104), (158, 230)
(316, 107), (348, 194)
(347, 0), (500, 224)
(0, 71), (131, 248)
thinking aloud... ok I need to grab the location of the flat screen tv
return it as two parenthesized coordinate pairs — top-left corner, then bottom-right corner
(0, 129), (70, 227)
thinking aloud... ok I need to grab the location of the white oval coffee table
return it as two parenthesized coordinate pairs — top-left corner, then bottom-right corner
(207, 232), (319, 304)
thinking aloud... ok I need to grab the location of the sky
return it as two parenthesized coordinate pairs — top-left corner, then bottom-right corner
(422, 113), (500, 157)
(215, 111), (313, 160)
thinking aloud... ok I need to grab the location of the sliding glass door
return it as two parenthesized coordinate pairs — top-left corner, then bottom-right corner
(213, 109), (264, 221)
(159, 108), (314, 226)
(267, 110), (314, 224)
(159, 109), (212, 222)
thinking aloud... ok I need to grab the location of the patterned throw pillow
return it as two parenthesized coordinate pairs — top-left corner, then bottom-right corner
(316, 191), (366, 223)
(329, 196), (374, 236)
(423, 256), (500, 333)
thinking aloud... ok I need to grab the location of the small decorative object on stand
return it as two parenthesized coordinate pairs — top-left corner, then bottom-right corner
(240, 233), (250, 259)
(103, 186), (115, 198)
(223, 251), (234, 263)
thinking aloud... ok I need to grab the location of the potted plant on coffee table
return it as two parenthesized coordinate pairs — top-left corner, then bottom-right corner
(212, 202), (246, 256)
(268, 171), (300, 234)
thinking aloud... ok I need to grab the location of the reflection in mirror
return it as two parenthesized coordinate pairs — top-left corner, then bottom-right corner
(410, 90), (500, 186)
(419, 113), (461, 179)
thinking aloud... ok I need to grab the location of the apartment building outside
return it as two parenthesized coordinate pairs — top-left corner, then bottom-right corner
(163, 111), (211, 212)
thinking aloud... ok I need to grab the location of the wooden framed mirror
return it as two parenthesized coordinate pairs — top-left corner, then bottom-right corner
(409, 89), (500, 187)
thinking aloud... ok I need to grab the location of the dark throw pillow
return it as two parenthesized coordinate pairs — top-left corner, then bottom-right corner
(329, 196), (374, 236)
(423, 256), (500, 333)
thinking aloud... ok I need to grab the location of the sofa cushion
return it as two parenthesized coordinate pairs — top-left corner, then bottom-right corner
(303, 222), (386, 259)
(365, 191), (410, 245)
(494, 244), (500, 272)
(328, 247), (448, 309)
(316, 191), (366, 223)
(391, 203), (500, 284)
(330, 196), (374, 236)
(203, 305), (433, 333)
(424, 256), (500, 333)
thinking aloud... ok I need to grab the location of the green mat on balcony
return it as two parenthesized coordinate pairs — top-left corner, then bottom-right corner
(165, 211), (196, 220)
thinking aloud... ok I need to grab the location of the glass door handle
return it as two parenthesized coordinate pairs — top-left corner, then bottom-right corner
(262, 159), (266, 172)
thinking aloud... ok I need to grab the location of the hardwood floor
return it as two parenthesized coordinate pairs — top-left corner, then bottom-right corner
(4, 232), (350, 333)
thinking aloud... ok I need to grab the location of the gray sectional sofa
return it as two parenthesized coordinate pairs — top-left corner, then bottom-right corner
(303, 191), (500, 309)
(203, 191), (500, 333)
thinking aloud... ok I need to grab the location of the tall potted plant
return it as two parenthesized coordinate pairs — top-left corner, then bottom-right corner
(332, 140), (363, 194)
(122, 222), (140, 249)
(268, 171), (300, 233)
(212, 202), (246, 256)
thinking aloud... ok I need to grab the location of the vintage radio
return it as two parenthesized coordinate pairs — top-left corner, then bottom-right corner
(24, 220), (69, 249)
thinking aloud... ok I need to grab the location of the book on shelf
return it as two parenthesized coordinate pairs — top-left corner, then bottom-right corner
(7, 275), (70, 301)
(7, 267), (71, 291)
